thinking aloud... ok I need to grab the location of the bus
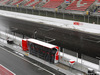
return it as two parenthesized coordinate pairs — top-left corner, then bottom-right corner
(22, 39), (59, 63)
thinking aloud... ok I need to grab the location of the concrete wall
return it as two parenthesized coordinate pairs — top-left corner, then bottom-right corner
(59, 52), (100, 74)
(0, 31), (22, 46)
(59, 52), (88, 74)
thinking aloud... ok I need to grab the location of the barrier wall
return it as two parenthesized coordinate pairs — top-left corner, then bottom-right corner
(59, 52), (88, 73)
(59, 52), (100, 74)
(1, 31), (100, 74)
(0, 31), (22, 46)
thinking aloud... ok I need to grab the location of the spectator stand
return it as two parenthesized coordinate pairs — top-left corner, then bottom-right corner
(12, 0), (23, 6)
(9, 0), (18, 5)
(42, 0), (64, 8)
(30, 0), (42, 7)
(97, 0), (100, 12)
(66, 0), (95, 11)
(2, 0), (10, 5)
(0, 0), (5, 4)
(24, 0), (35, 6)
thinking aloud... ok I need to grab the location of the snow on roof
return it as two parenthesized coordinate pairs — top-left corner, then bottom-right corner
(28, 39), (57, 49)
(1, 10), (100, 35)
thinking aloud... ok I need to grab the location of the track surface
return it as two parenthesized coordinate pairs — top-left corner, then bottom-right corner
(0, 64), (15, 75)
(0, 46), (56, 75)
(0, 15), (100, 59)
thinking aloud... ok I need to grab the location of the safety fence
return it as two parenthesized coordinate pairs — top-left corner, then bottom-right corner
(0, 5), (100, 24)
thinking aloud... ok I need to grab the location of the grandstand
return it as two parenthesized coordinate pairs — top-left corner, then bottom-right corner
(9, 0), (17, 5)
(42, 0), (64, 8)
(66, 0), (95, 11)
(97, 0), (100, 12)
(2, 0), (10, 5)
(0, 0), (99, 24)
(0, 0), (4, 4)
(24, 0), (35, 6)
(30, 1), (41, 7)
(98, 0), (100, 2)
(0, 0), (13, 5)
(12, 0), (23, 5)
(97, 7), (100, 12)
(0, 0), (95, 10)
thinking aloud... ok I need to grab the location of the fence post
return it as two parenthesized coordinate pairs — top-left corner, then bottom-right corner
(97, 57), (100, 71)
(54, 12), (56, 18)
(32, 9), (34, 14)
(96, 57), (100, 71)
(20, 7), (21, 12)
(88, 16), (89, 23)
(97, 16), (99, 24)
(62, 48), (64, 62)
(73, 14), (75, 20)
(26, 7), (27, 13)
(63, 13), (64, 19)
(39, 10), (40, 15)
(6, 6), (7, 10)
(81, 55), (83, 72)
(84, 15), (85, 22)
(11, 7), (12, 11)
(46, 11), (47, 16)
(77, 53), (78, 63)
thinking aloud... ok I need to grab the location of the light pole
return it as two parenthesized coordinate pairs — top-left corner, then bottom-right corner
(96, 57), (100, 71)
(10, 27), (18, 41)
(11, 27), (18, 35)
(34, 30), (37, 39)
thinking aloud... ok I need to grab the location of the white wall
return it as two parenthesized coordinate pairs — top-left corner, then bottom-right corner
(0, 31), (22, 46)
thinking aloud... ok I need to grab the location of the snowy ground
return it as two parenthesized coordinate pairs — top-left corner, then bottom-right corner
(60, 52), (100, 73)
(0, 9), (100, 74)
(0, 10), (100, 35)
(0, 30), (100, 74)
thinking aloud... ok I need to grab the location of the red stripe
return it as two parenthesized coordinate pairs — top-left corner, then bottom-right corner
(0, 65), (14, 75)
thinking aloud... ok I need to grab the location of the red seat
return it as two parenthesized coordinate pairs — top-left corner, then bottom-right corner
(42, 0), (64, 8)
(30, 1), (41, 7)
(2, 0), (10, 5)
(24, 0), (34, 6)
(66, 0), (95, 11)
(0, 0), (4, 3)
(98, 0), (100, 2)
(98, 10), (100, 12)
(12, 0), (23, 5)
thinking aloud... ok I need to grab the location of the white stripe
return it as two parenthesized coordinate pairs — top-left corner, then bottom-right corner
(0, 46), (55, 75)
(0, 64), (16, 75)
(14, 51), (24, 57)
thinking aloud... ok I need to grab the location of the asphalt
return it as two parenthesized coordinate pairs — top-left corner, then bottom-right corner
(0, 38), (85, 75)
(0, 42), (66, 75)
(0, 46), (55, 75)
(0, 15), (100, 63)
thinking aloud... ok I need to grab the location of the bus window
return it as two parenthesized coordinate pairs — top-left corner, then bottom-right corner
(27, 38), (59, 63)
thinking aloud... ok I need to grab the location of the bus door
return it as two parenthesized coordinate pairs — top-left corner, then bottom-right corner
(55, 51), (59, 63)
(45, 48), (50, 62)
(34, 44), (39, 57)
(50, 48), (57, 63)
(28, 42), (34, 55)
(22, 39), (28, 51)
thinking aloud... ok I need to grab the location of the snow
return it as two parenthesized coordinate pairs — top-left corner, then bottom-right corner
(0, 9), (100, 72)
(28, 38), (56, 49)
(0, 31), (22, 41)
(0, 10), (100, 35)
(0, 30), (100, 73)
(60, 52), (100, 71)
